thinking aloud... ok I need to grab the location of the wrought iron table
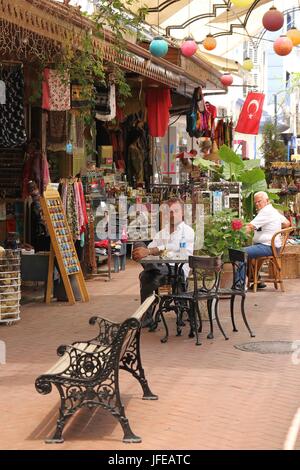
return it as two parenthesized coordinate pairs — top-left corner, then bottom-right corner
(140, 255), (189, 341)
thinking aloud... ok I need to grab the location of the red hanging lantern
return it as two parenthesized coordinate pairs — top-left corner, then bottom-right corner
(203, 34), (217, 51)
(273, 35), (293, 56)
(181, 38), (198, 57)
(262, 7), (284, 32)
(220, 73), (233, 86)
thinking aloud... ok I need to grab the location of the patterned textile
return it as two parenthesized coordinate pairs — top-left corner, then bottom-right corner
(42, 68), (70, 111)
(48, 111), (67, 144)
(59, 180), (87, 242)
(95, 84), (116, 121)
(0, 66), (27, 147)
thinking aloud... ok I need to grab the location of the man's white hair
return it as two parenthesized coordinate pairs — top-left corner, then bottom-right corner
(254, 191), (269, 200)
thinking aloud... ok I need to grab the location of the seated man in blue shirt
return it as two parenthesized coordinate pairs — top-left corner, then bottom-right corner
(132, 198), (195, 326)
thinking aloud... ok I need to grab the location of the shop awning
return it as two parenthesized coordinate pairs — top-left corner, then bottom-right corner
(0, 0), (228, 92)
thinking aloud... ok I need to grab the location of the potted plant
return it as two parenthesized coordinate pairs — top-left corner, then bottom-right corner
(200, 209), (249, 288)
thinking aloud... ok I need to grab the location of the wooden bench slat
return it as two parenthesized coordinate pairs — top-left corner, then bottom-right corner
(131, 294), (155, 320)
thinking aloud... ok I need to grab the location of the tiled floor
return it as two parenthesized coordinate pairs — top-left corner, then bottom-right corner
(0, 261), (300, 450)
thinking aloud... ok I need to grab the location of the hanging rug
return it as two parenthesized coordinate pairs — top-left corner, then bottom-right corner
(234, 340), (297, 355)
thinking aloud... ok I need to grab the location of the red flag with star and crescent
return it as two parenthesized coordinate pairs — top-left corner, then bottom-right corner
(235, 92), (265, 135)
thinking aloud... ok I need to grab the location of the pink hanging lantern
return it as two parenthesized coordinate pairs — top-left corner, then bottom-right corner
(262, 7), (284, 32)
(220, 73), (233, 86)
(273, 35), (293, 56)
(181, 37), (198, 57)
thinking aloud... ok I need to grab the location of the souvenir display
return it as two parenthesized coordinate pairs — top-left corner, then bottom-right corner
(41, 186), (89, 304)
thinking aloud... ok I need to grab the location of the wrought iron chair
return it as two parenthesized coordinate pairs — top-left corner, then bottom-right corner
(153, 255), (225, 345)
(248, 227), (294, 293)
(218, 249), (255, 338)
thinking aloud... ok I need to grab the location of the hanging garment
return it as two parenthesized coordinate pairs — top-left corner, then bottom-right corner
(0, 66), (27, 147)
(95, 83), (116, 121)
(145, 88), (172, 137)
(48, 111), (67, 144)
(128, 143), (144, 185)
(186, 87), (210, 138)
(42, 68), (70, 111)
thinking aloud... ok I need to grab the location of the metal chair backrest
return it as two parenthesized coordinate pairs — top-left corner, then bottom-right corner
(189, 255), (222, 294)
(271, 227), (295, 258)
(228, 248), (248, 291)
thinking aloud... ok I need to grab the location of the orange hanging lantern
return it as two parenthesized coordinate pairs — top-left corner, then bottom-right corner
(203, 34), (217, 51)
(286, 27), (300, 46)
(273, 35), (293, 56)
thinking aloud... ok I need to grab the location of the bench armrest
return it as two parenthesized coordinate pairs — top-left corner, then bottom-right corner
(35, 342), (110, 395)
(88, 316), (121, 346)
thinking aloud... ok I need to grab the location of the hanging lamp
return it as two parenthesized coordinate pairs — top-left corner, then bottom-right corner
(149, 1), (168, 58)
(273, 35), (293, 56)
(262, 7), (284, 32)
(181, 37), (198, 57)
(203, 34), (217, 51)
(149, 36), (169, 57)
(220, 73), (233, 86)
(242, 57), (253, 71)
(231, 0), (254, 8)
(286, 27), (300, 46)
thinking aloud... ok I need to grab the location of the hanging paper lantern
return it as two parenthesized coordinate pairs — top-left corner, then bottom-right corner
(262, 7), (284, 32)
(273, 35), (293, 56)
(220, 73), (233, 86)
(242, 57), (253, 71)
(181, 37), (198, 57)
(231, 0), (254, 7)
(286, 27), (300, 46)
(149, 36), (169, 58)
(203, 34), (217, 51)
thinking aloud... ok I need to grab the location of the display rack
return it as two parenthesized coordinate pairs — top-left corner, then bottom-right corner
(41, 186), (89, 304)
(0, 249), (21, 324)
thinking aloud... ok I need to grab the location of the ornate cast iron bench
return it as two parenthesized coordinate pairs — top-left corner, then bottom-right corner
(35, 294), (157, 444)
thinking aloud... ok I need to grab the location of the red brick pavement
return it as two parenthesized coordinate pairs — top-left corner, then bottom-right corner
(0, 261), (300, 450)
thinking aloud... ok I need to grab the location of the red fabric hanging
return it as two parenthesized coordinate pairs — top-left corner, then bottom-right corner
(145, 88), (172, 137)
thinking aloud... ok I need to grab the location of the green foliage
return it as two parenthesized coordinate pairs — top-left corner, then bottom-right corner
(193, 157), (219, 172)
(201, 210), (248, 261)
(54, 1), (146, 115)
(217, 145), (281, 220)
(260, 122), (286, 178)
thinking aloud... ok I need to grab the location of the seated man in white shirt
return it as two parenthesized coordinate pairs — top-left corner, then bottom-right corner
(132, 198), (195, 326)
(245, 191), (290, 288)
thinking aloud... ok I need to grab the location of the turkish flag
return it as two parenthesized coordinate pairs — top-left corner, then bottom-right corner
(235, 92), (265, 135)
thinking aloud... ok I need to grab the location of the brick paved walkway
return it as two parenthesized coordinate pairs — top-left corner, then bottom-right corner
(0, 261), (300, 450)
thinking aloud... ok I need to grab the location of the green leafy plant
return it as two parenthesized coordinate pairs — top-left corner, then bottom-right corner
(53, 1), (146, 113)
(217, 145), (282, 220)
(200, 210), (249, 261)
(260, 122), (287, 185)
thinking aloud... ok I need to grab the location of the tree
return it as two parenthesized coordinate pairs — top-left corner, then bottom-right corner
(260, 122), (286, 183)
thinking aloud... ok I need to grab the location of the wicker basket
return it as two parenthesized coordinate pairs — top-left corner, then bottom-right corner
(0, 249), (21, 324)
